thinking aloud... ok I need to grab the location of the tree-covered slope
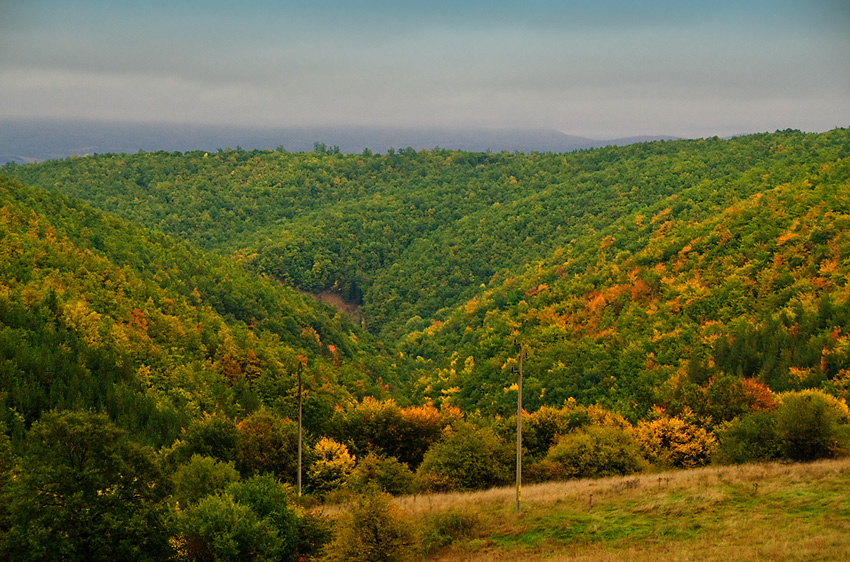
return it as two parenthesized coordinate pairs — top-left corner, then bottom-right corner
(401, 133), (850, 418)
(0, 176), (400, 445)
(7, 130), (849, 343)
(4, 128), (850, 422)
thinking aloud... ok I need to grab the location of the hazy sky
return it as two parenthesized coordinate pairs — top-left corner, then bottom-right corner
(1, 0), (848, 139)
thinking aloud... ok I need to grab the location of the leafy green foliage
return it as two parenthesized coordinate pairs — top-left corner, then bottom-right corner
(172, 455), (240, 507)
(172, 413), (240, 464)
(170, 474), (300, 562)
(329, 398), (461, 469)
(540, 425), (646, 479)
(417, 421), (512, 492)
(226, 475), (299, 557)
(322, 486), (416, 562)
(0, 411), (171, 562)
(522, 400), (592, 459)
(170, 493), (279, 561)
(714, 411), (782, 465)
(773, 389), (850, 461)
(347, 452), (416, 496)
(235, 410), (301, 481)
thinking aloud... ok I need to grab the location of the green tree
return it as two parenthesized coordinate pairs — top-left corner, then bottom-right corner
(347, 452), (416, 496)
(227, 475), (299, 558)
(774, 390), (850, 461)
(170, 474), (300, 562)
(0, 410), (171, 561)
(416, 421), (512, 492)
(322, 486), (416, 562)
(235, 411), (300, 480)
(542, 425), (646, 479)
(172, 413), (240, 464)
(714, 411), (781, 464)
(170, 492), (280, 562)
(173, 455), (240, 507)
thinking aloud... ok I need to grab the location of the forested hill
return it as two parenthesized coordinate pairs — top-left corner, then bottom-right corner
(3, 128), (850, 423)
(6, 129), (849, 340)
(0, 176), (401, 445)
(403, 136), (850, 418)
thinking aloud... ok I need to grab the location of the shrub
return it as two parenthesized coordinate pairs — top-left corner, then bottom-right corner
(172, 455), (240, 507)
(347, 452), (416, 496)
(226, 475), (299, 557)
(172, 412), (239, 464)
(308, 437), (355, 496)
(543, 425), (646, 479)
(634, 414), (716, 468)
(235, 411), (300, 481)
(294, 512), (334, 562)
(774, 390), (849, 461)
(322, 486), (416, 562)
(713, 411), (781, 465)
(523, 401), (591, 459)
(330, 398), (461, 469)
(170, 493), (281, 562)
(170, 475), (300, 562)
(416, 421), (512, 492)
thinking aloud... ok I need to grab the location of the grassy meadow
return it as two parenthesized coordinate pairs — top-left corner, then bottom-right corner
(365, 458), (850, 561)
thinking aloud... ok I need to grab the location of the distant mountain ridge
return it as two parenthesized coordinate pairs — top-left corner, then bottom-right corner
(0, 118), (678, 164)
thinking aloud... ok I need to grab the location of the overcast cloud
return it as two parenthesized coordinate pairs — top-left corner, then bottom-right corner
(1, 0), (848, 138)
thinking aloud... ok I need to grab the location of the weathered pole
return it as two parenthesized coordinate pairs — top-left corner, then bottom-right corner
(516, 341), (523, 514)
(297, 361), (303, 498)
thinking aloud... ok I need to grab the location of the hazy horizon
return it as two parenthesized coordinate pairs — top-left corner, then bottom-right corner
(1, 1), (849, 140)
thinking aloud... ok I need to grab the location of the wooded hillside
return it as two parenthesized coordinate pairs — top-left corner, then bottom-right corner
(2, 129), (849, 560)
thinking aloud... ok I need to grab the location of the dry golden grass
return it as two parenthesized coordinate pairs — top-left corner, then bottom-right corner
(386, 458), (850, 561)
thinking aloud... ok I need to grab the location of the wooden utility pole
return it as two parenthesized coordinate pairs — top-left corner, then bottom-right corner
(516, 340), (524, 514)
(297, 361), (303, 498)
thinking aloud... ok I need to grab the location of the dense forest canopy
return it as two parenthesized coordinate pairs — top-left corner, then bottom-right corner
(5, 128), (850, 414)
(0, 176), (402, 446)
(6, 130), (848, 340)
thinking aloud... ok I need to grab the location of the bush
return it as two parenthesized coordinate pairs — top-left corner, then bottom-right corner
(774, 390), (849, 461)
(322, 486), (416, 562)
(347, 452), (416, 496)
(714, 411), (781, 465)
(634, 414), (716, 468)
(172, 455), (240, 507)
(170, 493), (281, 562)
(170, 475), (300, 562)
(308, 437), (355, 496)
(294, 512), (334, 562)
(235, 411), (300, 481)
(227, 475), (299, 557)
(543, 425), (646, 479)
(523, 401), (591, 459)
(416, 421), (512, 492)
(329, 398), (461, 469)
(172, 413), (239, 464)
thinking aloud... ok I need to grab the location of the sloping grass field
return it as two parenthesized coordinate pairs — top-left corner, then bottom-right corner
(390, 458), (850, 561)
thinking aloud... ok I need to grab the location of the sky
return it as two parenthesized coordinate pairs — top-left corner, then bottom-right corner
(1, 0), (848, 139)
